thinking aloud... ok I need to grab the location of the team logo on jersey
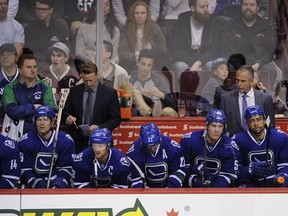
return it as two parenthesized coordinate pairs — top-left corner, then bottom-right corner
(33, 91), (42, 100)
(91, 175), (112, 187)
(248, 150), (273, 166)
(4, 139), (15, 149)
(120, 157), (130, 167)
(35, 152), (58, 173)
(74, 153), (83, 162)
(144, 162), (168, 183)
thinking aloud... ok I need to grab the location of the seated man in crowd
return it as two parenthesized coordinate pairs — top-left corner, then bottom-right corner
(130, 49), (177, 117)
(38, 42), (80, 102)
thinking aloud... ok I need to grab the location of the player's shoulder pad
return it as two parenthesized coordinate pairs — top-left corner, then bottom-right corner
(229, 140), (239, 151)
(126, 142), (136, 154)
(73, 152), (83, 162)
(168, 139), (181, 149)
(120, 157), (130, 167)
(18, 133), (28, 142)
(65, 133), (74, 142)
(182, 131), (193, 139)
(4, 139), (16, 149)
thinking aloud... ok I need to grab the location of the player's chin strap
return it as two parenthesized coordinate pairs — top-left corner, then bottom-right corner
(202, 130), (211, 185)
(93, 158), (99, 188)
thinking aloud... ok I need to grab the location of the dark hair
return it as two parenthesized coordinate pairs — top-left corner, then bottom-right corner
(241, 0), (261, 6)
(36, 0), (54, 8)
(103, 40), (113, 57)
(80, 61), (98, 75)
(188, 0), (197, 8)
(138, 49), (155, 62)
(228, 53), (246, 71)
(17, 54), (37, 68)
(86, 0), (117, 38)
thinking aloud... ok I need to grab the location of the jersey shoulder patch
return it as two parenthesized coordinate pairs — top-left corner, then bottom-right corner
(120, 157), (130, 167)
(4, 139), (16, 149)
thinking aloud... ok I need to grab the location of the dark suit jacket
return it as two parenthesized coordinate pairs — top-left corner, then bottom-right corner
(63, 83), (121, 153)
(220, 88), (275, 137)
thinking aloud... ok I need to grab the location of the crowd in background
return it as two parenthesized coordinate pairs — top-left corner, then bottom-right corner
(0, 0), (288, 189)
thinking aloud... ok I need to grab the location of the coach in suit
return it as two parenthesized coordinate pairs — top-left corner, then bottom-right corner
(220, 65), (275, 137)
(63, 61), (121, 153)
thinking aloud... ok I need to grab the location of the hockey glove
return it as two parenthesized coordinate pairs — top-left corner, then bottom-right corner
(189, 175), (211, 188)
(248, 162), (271, 178)
(30, 178), (47, 189)
(51, 178), (68, 188)
(192, 163), (213, 182)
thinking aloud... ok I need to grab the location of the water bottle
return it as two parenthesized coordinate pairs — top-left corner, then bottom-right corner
(152, 98), (162, 117)
(120, 93), (132, 120)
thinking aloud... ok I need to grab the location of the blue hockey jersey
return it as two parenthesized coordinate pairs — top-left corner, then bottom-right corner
(73, 147), (131, 188)
(232, 128), (288, 187)
(126, 135), (188, 188)
(0, 134), (20, 189)
(18, 129), (75, 188)
(180, 130), (238, 187)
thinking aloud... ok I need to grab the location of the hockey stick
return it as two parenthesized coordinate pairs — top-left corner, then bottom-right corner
(46, 88), (70, 188)
(93, 159), (99, 188)
(202, 130), (211, 185)
(127, 156), (146, 187)
(264, 116), (271, 186)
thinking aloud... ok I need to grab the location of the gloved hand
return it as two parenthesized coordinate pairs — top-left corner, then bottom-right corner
(189, 175), (212, 188)
(30, 178), (47, 189)
(51, 179), (68, 188)
(248, 162), (271, 178)
(192, 163), (213, 182)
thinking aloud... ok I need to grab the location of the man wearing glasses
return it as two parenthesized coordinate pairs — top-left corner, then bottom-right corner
(24, 0), (69, 70)
(0, 0), (24, 57)
(0, 43), (19, 122)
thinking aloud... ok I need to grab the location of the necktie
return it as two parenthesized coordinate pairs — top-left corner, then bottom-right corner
(84, 89), (92, 125)
(242, 94), (248, 130)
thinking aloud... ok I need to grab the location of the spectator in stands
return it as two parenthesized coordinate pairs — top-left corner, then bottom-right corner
(158, 0), (190, 36)
(2, 54), (55, 139)
(0, 0), (24, 57)
(221, 0), (278, 89)
(101, 40), (132, 95)
(19, 105), (75, 188)
(0, 133), (20, 189)
(7, 0), (18, 18)
(200, 57), (229, 111)
(127, 122), (188, 188)
(119, 0), (168, 73)
(63, 61), (121, 153)
(130, 49), (177, 117)
(232, 105), (288, 187)
(15, 0), (65, 26)
(213, 53), (246, 109)
(112, 0), (160, 27)
(220, 65), (275, 137)
(38, 42), (80, 102)
(64, 0), (95, 38)
(75, 0), (120, 64)
(24, 0), (69, 70)
(180, 109), (238, 187)
(73, 128), (131, 188)
(0, 43), (19, 120)
(168, 0), (221, 91)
